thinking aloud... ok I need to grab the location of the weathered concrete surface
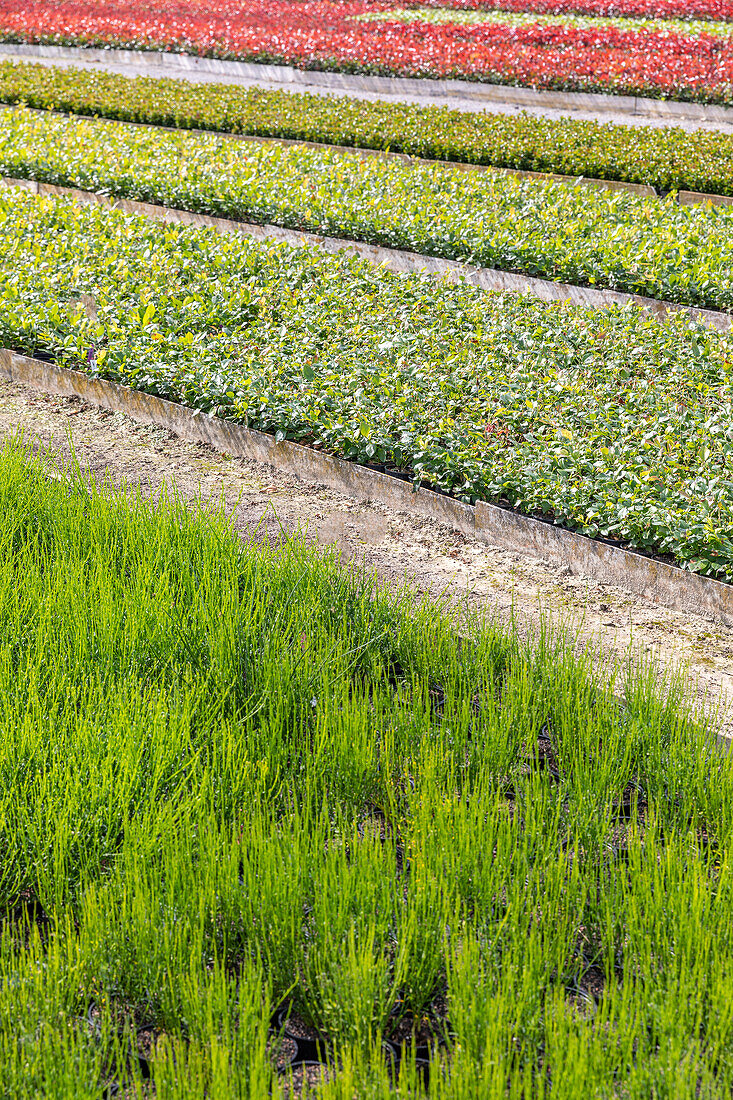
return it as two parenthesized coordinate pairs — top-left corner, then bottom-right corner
(475, 500), (733, 625)
(2, 43), (733, 135)
(0, 350), (476, 537)
(2, 348), (733, 629)
(4, 176), (730, 333)
(678, 190), (733, 208)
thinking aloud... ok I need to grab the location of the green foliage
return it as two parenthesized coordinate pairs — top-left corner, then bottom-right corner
(3, 58), (733, 195)
(1, 106), (732, 312)
(1, 187), (733, 576)
(0, 441), (730, 1096)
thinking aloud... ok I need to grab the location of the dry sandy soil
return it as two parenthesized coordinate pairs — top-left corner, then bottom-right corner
(2, 376), (731, 741)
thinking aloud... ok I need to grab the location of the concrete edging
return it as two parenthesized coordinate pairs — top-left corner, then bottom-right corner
(1, 42), (732, 124)
(679, 189), (733, 208)
(1, 348), (732, 625)
(3, 176), (730, 332)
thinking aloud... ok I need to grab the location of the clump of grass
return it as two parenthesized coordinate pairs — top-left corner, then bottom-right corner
(0, 437), (729, 1097)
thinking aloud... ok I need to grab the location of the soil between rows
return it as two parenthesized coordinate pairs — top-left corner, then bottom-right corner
(1, 376), (730, 737)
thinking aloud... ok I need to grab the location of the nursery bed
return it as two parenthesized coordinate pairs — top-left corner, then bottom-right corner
(4, 58), (733, 191)
(1, 186), (733, 580)
(2, 106), (733, 313)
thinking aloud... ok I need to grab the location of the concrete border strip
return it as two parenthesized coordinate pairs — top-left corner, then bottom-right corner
(2, 176), (729, 332)
(1, 347), (732, 625)
(0, 42), (732, 124)
(679, 189), (733, 208)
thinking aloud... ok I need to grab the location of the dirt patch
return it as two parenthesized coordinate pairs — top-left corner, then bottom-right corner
(2, 377), (731, 738)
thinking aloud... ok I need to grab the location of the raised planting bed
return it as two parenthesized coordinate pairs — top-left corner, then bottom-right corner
(2, 0), (733, 103)
(8, 59), (733, 196)
(0, 436), (730, 1096)
(9, 175), (728, 333)
(8, 348), (733, 625)
(2, 186), (733, 580)
(2, 106), (733, 313)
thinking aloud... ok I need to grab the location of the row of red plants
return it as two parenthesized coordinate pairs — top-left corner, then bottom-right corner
(0, 0), (732, 102)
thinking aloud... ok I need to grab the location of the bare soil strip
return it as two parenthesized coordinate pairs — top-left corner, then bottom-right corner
(3, 376), (731, 737)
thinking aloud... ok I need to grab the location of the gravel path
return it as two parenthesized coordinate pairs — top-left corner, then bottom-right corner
(2, 377), (731, 739)
(2, 42), (733, 135)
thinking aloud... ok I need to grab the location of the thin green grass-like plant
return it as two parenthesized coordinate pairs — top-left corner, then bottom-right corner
(0, 438), (730, 1096)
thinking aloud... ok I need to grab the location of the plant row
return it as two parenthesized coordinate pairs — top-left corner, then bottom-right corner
(2, 186), (733, 578)
(3, 0), (733, 103)
(3, 106), (733, 313)
(0, 440), (728, 1097)
(362, 6), (733, 38)
(5, 60), (733, 197)
(410, 0), (733, 18)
